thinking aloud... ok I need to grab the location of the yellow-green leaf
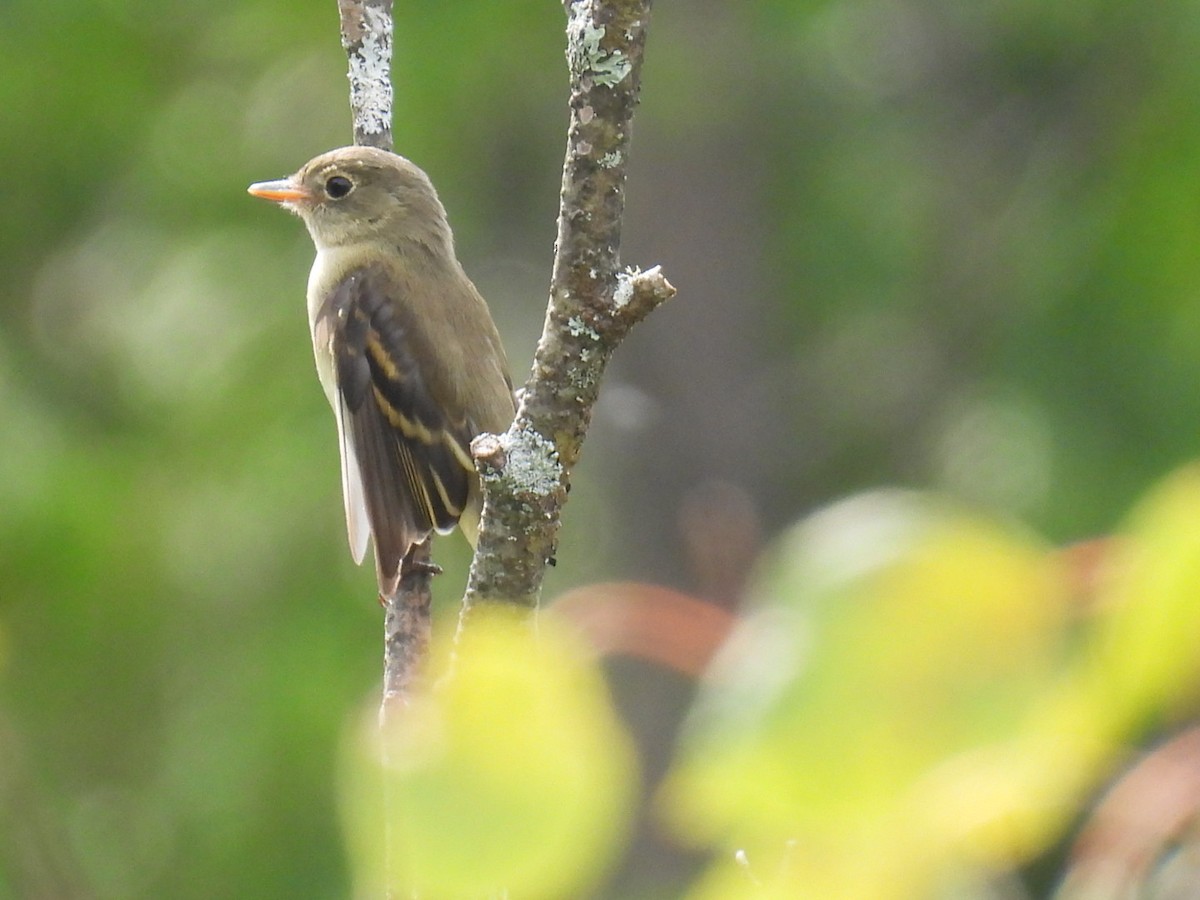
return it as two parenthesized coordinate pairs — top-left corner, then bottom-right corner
(342, 607), (637, 899)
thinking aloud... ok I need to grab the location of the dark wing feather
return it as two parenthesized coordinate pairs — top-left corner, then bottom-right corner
(316, 265), (475, 594)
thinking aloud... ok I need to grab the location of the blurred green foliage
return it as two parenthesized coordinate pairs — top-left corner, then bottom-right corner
(666, 471), (1200, 897)
(4, 0), (1200, 897)
(343, 608), (636, 899)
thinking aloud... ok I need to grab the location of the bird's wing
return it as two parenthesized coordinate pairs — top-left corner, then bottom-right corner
(312, 264), (476, 595)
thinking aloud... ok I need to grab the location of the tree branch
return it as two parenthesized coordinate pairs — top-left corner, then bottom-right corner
(338, 0), (432, 711)
(338, 0), (394, 150)
(460, 0), (676, 623)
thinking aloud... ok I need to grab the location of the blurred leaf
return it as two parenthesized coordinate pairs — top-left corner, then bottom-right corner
(664, 470), (1200, 897)
(551, 582), (735, 677)
(662, 491), (1093, 898)
(1058, 726), (1200, 900)
(342, 606), (637, 899)
(1083, 464), (1200, 725)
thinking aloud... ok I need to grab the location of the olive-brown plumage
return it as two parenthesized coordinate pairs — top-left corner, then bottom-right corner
(249, 147), (515, 597)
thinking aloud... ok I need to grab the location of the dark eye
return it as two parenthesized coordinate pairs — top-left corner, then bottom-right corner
(325, 175), (353, 199)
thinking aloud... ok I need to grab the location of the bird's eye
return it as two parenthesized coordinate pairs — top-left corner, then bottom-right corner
(325, 175), (354, 199)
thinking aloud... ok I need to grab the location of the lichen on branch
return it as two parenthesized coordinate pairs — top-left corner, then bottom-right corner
(338, 0), (394, 150)
(461, 0), (676, 623)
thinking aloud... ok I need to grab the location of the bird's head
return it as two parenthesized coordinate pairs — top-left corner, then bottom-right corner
(248, 146), (453, 254)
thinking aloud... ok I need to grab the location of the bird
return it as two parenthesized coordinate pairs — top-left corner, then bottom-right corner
(248, 146), (515, 599)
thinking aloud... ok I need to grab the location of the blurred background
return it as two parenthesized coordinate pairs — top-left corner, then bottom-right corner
(3, 0), (1200, 897)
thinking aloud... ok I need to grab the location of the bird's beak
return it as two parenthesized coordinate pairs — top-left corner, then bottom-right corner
(247, 178), (312, 204)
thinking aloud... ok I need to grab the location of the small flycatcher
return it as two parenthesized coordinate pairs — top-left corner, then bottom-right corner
(249, 147), (515, 598)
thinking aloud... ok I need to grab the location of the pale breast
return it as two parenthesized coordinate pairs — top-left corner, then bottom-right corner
(306, 246), (362, 409)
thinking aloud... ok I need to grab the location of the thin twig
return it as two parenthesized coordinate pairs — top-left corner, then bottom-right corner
(381, 539), (434, 706)
(460, 0), (675, 628)
(337, 0), (432, 711)
(338, 0), (394, 150)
